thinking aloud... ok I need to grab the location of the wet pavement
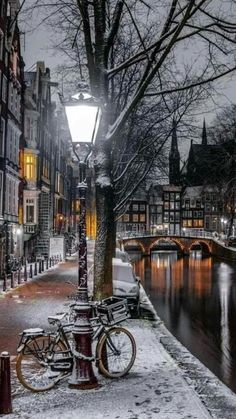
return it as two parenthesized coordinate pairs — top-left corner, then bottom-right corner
(0, 261), (78, 355)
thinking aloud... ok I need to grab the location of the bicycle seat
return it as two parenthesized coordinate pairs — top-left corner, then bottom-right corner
(48, 313), (66, 323)
(22, 328), (44, 336)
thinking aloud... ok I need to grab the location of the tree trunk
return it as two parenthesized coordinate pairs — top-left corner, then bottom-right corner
(93, 181), (116, 300)
(93, 114), (116, 300)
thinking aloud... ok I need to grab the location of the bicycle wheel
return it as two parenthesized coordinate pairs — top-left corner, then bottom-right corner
(97, 327), (136, 378)
(16, 335), (68, 392)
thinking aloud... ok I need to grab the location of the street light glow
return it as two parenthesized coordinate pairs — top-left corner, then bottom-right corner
(65, 98), (100, 144)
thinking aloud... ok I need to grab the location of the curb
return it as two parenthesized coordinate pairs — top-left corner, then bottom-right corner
(141, 286), (236, 419)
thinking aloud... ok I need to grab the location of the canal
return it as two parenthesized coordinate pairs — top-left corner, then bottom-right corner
(129, 250), (236, 394)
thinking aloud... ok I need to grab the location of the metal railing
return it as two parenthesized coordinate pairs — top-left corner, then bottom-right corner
(117, 229), (216, 240)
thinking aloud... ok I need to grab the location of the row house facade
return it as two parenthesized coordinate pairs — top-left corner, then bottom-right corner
(0, 0), (24, 274)
(22, 62), (74, 259)
(117, 120), (229, 236)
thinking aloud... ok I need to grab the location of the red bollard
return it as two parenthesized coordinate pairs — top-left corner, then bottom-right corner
(0, 352), (12, 414)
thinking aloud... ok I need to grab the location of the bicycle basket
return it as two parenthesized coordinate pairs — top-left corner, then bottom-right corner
(97, 297), (130, 326)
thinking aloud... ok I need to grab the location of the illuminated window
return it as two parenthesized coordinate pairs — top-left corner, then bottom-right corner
(140, 214), (146, 222)
(132, 214), (139, 222)
(123, 214), (129, 222)
(193, 219), (204, 227)
(24, 154), (37, 180)
(26, 199), (34, 223)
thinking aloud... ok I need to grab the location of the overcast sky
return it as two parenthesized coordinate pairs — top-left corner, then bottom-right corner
(20, 1), (236, 160)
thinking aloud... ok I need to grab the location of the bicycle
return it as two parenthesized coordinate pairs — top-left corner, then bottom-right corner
(16, 297), (136, 392)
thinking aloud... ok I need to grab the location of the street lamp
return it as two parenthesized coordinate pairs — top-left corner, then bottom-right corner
(64, 91), (100, 389)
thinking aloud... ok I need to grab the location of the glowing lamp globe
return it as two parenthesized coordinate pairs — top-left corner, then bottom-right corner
(65, 92), (100, 144)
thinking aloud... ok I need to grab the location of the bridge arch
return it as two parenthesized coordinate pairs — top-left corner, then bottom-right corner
(188, 240), (211, 254)
(123, 239), (146, 254)
(149, 237), (184, 254)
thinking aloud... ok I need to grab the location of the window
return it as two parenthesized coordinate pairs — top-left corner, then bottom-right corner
(164, 212), (169, 222)
(175, 202), (180, 210)
(140, 214), (146, 222)
(198, 211), (203, 217)
(24, 154), (37, 181)
(164, 202), (169, 210)
(170, 202), (175, 210)
(132, 204), (139, 211)
(185, 199), (190, 209)
(0, 118), (5, 156)
(2, 75), (7, 103)
(169, 212), (175, 222)
(0, 30), (3, 60)
(150, 205), (156, 214)
(123, 214), (129, 222)
(196, 199), (201, 208)
(205, 203), (211, 211)
(170, 193), (175, 201)
(132, 214), (139, 222)
(139, 204), (146, 211)
(193, 219), (204, 227)
(175, 193), (180, 200)
(164, 193), (169, 200)
(26, 200), (34, 223)
(205, 216), (210, 230)
(175, 213), (180, 222)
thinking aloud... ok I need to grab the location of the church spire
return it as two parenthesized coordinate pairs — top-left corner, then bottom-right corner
(169, 119), (180, 185)
(202, 118), (207, 146)
(171, 118), (178, 151)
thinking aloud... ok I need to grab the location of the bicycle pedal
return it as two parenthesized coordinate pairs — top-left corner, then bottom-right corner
(51, 363), (73, 371)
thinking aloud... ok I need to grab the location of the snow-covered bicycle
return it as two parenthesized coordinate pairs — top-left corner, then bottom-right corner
(16, 297), (136, 392)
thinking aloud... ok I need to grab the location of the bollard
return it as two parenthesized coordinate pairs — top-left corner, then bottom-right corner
(38, 260), (42, 274)
(42, 260), (44, 272)
(17, 267), (21, 285)
(0, 352), (12, 414)
(24, 261), (27, 282)
(49, 257), (52, 268)
(29, 264), (33, 279)
(10, 272), (14, 289)
(2, 274), (6, 292)
(46, 258), (49, 270)
(34, 262), (37, 276)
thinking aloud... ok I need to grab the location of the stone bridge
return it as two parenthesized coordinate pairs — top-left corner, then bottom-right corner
(121, 235), (212, 256)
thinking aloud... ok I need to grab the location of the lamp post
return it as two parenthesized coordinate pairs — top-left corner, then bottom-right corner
(64, 91), (100, 389)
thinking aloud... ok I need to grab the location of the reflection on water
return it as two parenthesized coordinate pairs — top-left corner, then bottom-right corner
(129, 250), (236, 393)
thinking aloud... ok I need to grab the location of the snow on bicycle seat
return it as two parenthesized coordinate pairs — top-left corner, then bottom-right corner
(48, 313), (66, 322)
(22, 328), (44, 336)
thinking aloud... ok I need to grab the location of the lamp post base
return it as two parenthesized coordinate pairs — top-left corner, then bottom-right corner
(68, 302), (98, 390)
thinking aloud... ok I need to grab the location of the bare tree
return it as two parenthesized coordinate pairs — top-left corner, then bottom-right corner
(21, 0), (236, 298)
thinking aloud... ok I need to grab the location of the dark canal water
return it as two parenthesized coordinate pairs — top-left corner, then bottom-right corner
(129, 250), (236, 394)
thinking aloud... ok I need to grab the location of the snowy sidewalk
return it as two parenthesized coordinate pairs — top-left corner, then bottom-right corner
(4, 317), (236, 419)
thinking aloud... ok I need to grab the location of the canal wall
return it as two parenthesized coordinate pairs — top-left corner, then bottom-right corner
(211, 240), (236, 261)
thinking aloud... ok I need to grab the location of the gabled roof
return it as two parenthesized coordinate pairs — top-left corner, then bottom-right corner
(185, 140), (234, 186)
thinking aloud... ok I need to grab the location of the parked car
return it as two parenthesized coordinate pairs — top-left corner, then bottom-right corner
(88, 256), (140, 315)
(112, 257), (140, 315)
(225, 237), (236, 247)
(115, 247), (130, 262)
